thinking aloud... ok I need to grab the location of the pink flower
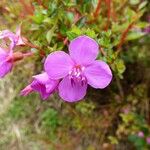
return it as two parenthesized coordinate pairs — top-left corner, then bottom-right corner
(0, 26), (31, 78)
(0, 26), (25, 50)
(0, 48), (32, 78)
(21, 72), (59, 100)
(146, 137), (150, 145)
(44, 35), (112, 102)
(138, 131), (144, 138)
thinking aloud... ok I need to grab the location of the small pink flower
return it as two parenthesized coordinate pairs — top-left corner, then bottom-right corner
(146, 137), (150, 145)
(138, 131), (144, 138)
(0, 26), (26, 51)
(21, 72), (59, 100)
(0, 48), (32, 78)
(44, 35), (112, 102)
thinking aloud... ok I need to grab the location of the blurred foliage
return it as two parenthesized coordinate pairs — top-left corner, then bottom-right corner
(0, 0), (150, 149)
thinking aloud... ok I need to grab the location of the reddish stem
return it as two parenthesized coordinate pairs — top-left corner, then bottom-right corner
(37, 0), (48, 9)
(104, 0), (111, 30)
(111, 1), (117, 21)
(63, 37), (69, 46)
(99, 47), (106, 56)
(19, 0), (34, 15)
(6, 52), (34, 62)
(24, 40), (46, 57)
(117, 22), (135, 54)
(93, 0), (102, 18)
(23, 52), (34, 57)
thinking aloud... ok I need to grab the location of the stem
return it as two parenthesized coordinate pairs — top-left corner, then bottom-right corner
(99, 47), (106, 56)
(24, 40), (46, 57)
(116, 22), (134, 54)
(93, 0), (102, 18)
(23, 52), (34, 57)
(37, 0), (48, 9)
(115, 75), (124, 100)
(63, 37), (69, 46)
(19, 0), (34, 15)
(104, 0), (111, 30)
(111, 0), (117, 21)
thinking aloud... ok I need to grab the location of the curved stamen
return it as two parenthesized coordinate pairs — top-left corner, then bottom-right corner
(69, 65), (87, 86)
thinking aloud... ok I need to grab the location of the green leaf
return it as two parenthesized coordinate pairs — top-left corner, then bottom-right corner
(136, 22), (149, 28)
(128, 135), (146, 149)
(67, 12), (74, 23)
(71, 26), (82, 35)
(138, 1), (148, 10)
(108, 136), (119, 144)
(46, 26), (56, 44)
(85, 28), (97, 38)
(129, 0), (140, 5)
(127, 31), (145, 41)
(46, 30), (53, 44)
(67, 32), (78, 40)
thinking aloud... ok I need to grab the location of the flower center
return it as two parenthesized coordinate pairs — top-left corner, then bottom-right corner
(69, 65), (87, 86)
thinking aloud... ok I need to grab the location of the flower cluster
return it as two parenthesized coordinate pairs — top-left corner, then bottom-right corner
(22, 35), (112, 102)
(0, 29), (112, 102)
(0, 26), (31, 78)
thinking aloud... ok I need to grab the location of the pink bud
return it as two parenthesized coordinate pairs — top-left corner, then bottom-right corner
(138, 131), (144, 138)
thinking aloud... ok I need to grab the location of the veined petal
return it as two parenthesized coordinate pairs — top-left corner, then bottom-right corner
(84, 60), (112, 89)
(33, 72), (50, 84)
(44, 51), (74, 79)
(58, 76), (87, 102)
(31, 72), (59, 100)
(33, 72), (59, 93)
(31, 80), (49, 100)
(69, 35), (99, 65)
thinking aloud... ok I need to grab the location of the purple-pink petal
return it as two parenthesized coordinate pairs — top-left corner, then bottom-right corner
(0, 48), (12, 78)
(0, 61), (12, 78)
(0, 30), (16, 52)
(44, 51), (74, 79)
(0, 47), (7, 59)
(20, 85), (33, 96)
(69, 35), (99, 66)
(33, 72), (59, 94)
(33, 72), (51, 85)
(58, 76), (87, 102)
(146, 137), (150, 144)
(21, 73), (59, 100)
(84, 60), (112, 89)
(31, 80), (49, 100)
(31, 72), (59, 100)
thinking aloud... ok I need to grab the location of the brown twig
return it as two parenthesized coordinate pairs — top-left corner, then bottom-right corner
(99, 47), (106, 56)
(19, 0), (34, 15)
(24, 40), (46, 57)
(116, 22), (134, 54)
(111, 0), (117, 21)
(37, 0), (48, 9)
(115, 75), (124, 100)
(93, 0), (102, 18)
(104, 0), (111, 30)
